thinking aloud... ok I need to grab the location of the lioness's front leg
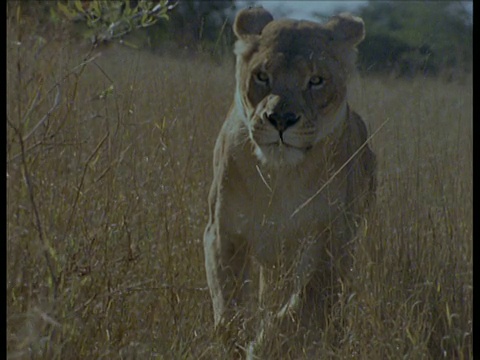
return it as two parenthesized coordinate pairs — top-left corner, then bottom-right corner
(276, 235), (325, 320)
(246, 236), (325, 359)
(204, 221), (251, 330)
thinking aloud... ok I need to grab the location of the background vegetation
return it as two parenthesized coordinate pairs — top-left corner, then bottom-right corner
(27, 0), (472, 76)
(355, 1), (472, 78)
(7, 1), (471, 359)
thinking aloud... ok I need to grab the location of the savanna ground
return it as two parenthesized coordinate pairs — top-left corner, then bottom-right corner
(7, 9), (472, 360)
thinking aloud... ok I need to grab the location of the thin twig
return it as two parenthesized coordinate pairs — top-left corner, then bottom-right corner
(22, 85), (61, 142)
(7, 118), (58, 300)
(69, 52), (102, 73)
(65, 132), (110, 231)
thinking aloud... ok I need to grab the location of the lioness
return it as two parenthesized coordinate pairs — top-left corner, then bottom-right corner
(203, 6), (376, 353)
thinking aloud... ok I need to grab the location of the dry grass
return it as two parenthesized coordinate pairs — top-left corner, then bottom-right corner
(7, 11), (471, 360)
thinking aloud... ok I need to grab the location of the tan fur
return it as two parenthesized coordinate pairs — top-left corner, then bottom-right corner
(203, 7), (376, 349)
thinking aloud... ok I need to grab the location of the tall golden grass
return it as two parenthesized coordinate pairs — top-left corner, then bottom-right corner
(7, 10), (471, 360)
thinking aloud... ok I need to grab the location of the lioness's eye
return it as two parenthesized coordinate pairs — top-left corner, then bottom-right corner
(255, 71), (270, 85)
(309, 76), (324, 88)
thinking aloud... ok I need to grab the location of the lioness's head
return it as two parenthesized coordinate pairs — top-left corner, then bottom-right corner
(233, 7), (365, 166)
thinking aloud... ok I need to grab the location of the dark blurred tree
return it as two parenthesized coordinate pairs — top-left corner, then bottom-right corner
(356, 1), (472, 77)
(149, 0), (236, 53)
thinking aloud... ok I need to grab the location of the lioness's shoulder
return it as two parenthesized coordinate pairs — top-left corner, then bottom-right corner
(346, 110), (377, 199)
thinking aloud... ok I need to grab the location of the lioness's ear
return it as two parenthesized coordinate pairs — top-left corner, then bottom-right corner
(233, 7), (274, 39)
(325, 13), (365, 46)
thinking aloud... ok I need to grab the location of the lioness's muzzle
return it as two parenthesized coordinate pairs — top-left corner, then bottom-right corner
(266, 112), (300, 132)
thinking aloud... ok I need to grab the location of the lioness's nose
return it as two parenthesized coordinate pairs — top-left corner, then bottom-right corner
(267, 112), (300, 132)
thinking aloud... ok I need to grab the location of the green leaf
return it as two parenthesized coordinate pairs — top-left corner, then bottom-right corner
(158, 13), (169, 21)
(16, 3), (21, 24)
(141, 12), (149, 25)
(49, 6), (60, 23)
(57, 2), (77, 20)
(90, 1), (101, 18)
(74, 0), (85, 14)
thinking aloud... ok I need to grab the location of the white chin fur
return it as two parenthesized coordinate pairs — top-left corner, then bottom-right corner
(254, 144), (305, 167)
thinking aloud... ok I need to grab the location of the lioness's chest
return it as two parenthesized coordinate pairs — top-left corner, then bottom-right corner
(221, 164), (347, 266)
